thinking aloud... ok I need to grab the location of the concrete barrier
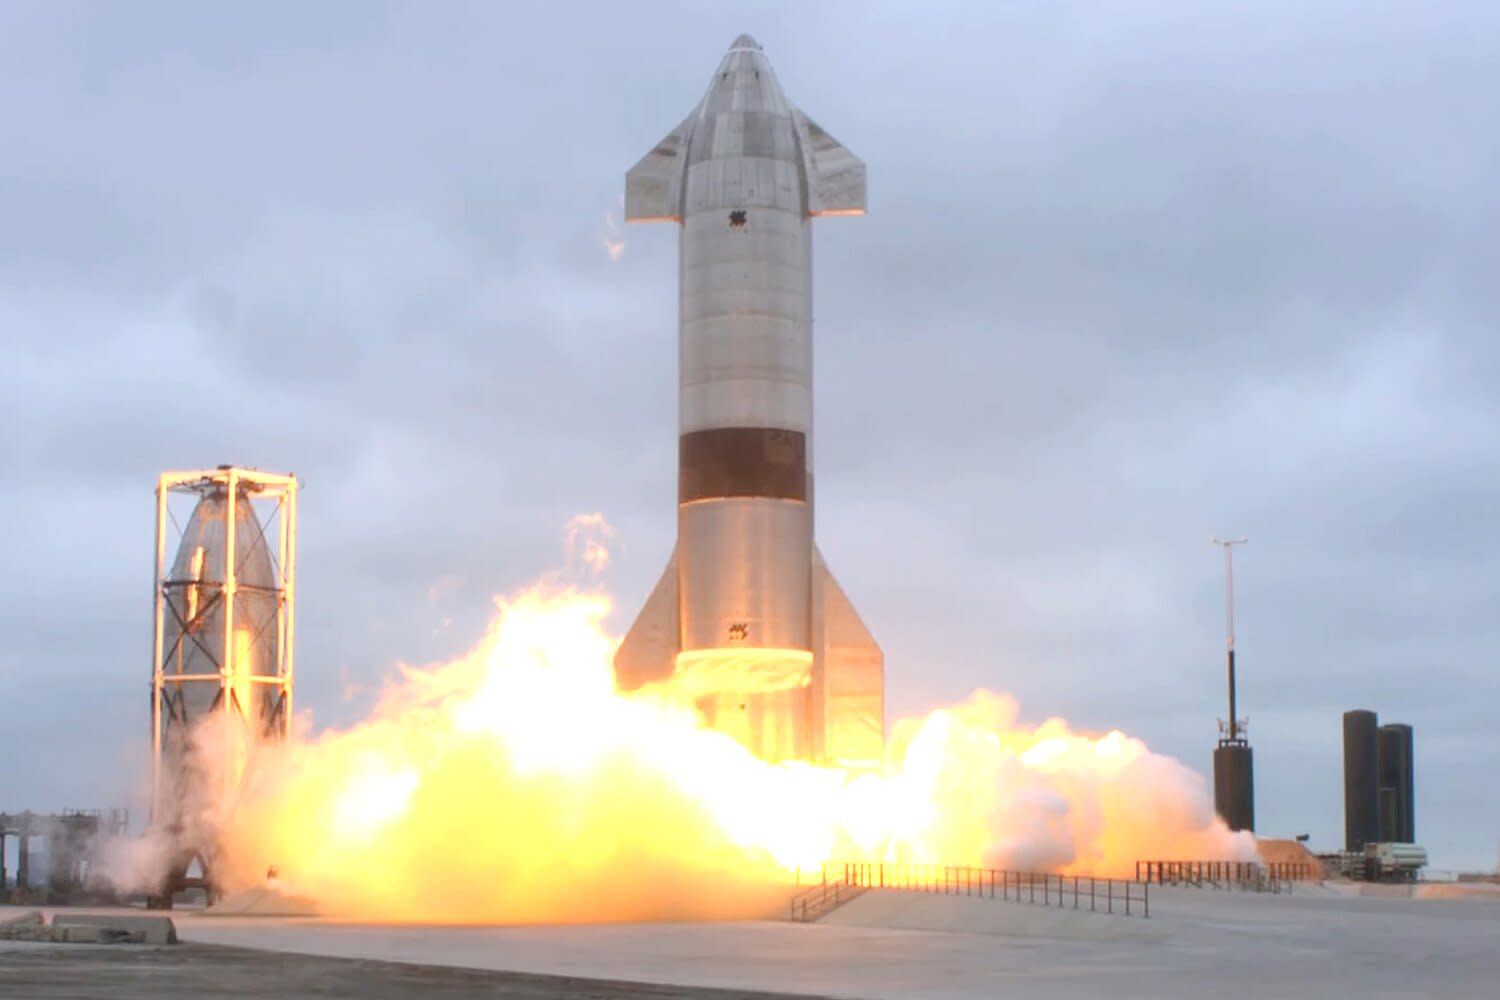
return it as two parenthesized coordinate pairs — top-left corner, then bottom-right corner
(0, 910), (47, 940)
(51, 913), (178, 945)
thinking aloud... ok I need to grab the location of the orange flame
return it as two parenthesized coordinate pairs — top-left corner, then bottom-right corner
(214, 537), (1253, 922)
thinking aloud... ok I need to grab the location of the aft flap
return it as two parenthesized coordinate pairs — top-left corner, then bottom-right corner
(625, 116), (694, 222)
(813, 545), (884, 767)
(793, 110), (867, 217)
(612, 550), (678, 689)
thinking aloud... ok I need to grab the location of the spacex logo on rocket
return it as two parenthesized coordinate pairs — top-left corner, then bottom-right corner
(613, 35), (883, 769)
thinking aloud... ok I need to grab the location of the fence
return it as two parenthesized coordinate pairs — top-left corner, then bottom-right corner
(1135, 859), (1316, 892)
(1266, 862), (1320, 881)
(791, 862), (1148, 920)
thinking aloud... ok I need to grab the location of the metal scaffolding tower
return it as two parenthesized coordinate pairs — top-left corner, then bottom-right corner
(150, 466), (297, 905)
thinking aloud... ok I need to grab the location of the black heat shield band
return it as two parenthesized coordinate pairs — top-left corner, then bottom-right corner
(679, 427), (807, 502)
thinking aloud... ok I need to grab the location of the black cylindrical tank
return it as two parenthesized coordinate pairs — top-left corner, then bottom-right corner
(1378, 723), (1415, 843)
(1378, 786), (1399, 844)
(1344, 709), (1380, 851)
(1213, 741), (1255, 833)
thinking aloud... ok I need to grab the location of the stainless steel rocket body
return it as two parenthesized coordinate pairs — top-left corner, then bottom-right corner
(677, 40), (814, 659)
(618, 36), (883, 767)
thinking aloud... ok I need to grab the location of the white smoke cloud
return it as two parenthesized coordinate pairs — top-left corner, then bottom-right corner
(600, 197), (625, 261)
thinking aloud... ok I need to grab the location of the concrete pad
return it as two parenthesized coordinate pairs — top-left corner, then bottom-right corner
(820, 888), (1169, 941)
(169, 887), (1500, 1000)
(6, 891), (1498, 998)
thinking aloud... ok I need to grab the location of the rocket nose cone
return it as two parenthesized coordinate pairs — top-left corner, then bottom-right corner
(730, 33), (761, 51)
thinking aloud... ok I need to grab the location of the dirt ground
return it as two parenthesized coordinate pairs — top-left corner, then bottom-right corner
(0, 942), (829, 1000)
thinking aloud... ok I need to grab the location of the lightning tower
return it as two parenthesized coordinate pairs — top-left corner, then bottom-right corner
(1211, 536), (1254, 832)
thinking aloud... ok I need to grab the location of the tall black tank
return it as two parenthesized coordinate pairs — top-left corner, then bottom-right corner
(1343, 709), (1380, 851)
(1377, 722), (1414, 843)
(1213, 741), (1255, 832)
(1378, 787), (1399, 845)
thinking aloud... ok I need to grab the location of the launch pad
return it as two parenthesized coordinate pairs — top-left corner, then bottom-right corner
(6, 883), (1497, 999)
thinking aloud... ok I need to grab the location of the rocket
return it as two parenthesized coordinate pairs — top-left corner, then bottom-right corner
(614, 35), (883, 767)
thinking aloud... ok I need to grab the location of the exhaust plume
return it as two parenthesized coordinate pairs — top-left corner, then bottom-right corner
(185, 523), (1252, 921)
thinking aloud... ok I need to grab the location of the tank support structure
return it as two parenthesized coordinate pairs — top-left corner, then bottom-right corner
(148, 467), (297, 907)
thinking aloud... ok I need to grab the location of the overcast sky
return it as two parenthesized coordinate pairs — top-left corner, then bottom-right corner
(3, 1), (1497, 870)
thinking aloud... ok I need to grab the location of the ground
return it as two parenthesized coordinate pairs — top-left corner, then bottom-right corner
(2, 884), (1497, 999)
(0, 942), (827, 999)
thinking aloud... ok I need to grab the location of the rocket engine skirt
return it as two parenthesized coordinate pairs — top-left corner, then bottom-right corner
(678, 497), (811, 652)
(674, 647), (813, 762)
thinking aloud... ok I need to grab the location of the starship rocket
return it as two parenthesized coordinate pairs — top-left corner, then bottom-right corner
(614, 35), (884, 767)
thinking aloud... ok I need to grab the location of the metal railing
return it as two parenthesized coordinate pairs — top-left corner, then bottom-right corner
(788, 877), (865, 922)
(1135, 859), (1314, 892)
(801, 862), (1148, 918)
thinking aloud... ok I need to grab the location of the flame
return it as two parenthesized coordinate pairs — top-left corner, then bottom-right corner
(210, 561), (1254, 922)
